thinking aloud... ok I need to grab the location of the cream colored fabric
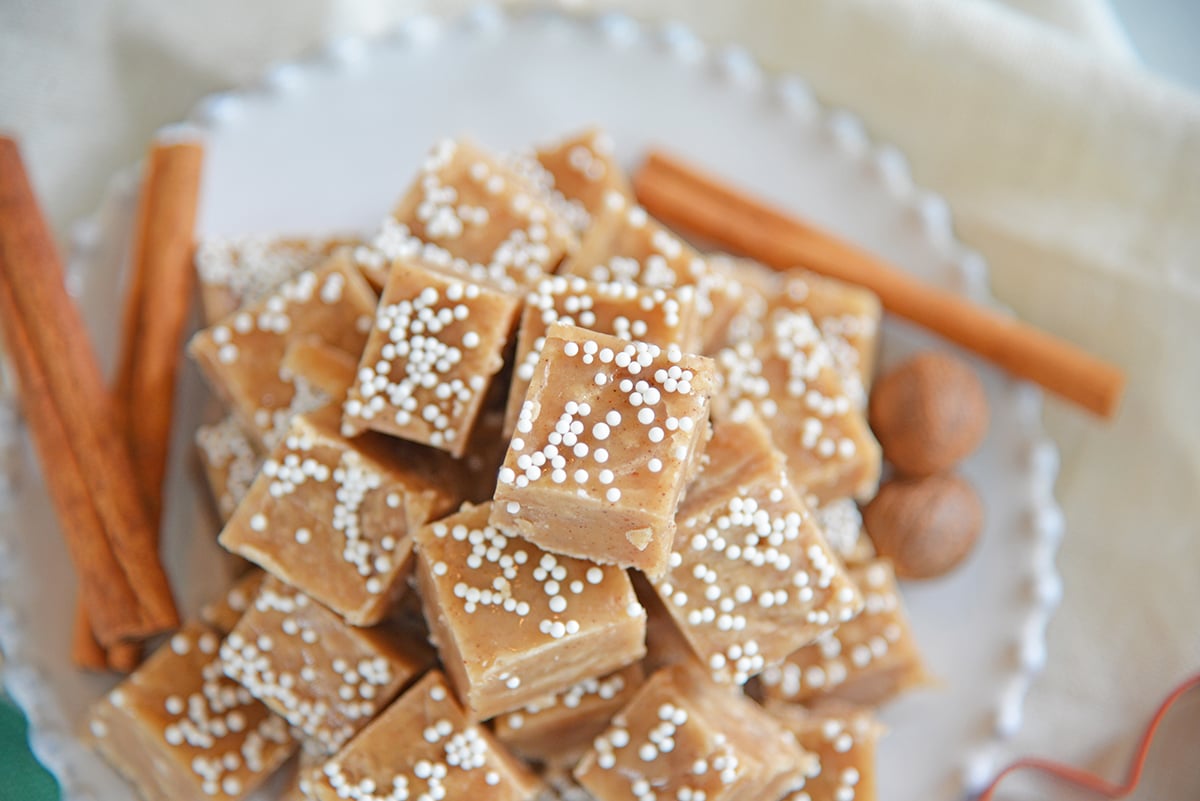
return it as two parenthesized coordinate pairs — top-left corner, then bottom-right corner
(1, 0), (1197, 797)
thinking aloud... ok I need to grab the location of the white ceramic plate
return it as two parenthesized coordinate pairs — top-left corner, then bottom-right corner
(0, 8), (1065, 801)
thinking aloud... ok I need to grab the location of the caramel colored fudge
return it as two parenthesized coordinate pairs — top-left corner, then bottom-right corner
(86, 622), (296, 801)
(189, 254), (377, 449)
(715, 306), (881, 502)
(307, 671), (541, 801)
(758, 560), (930, 706)
(814, 497), (876, 565)
(197, 416), (263, 522)
(413, 502), (646, 720)
(562, 195), (738, 352)
(381, 138), (577, 293)
(220, 577), (433, 753)
(200, 570), (266, 635)
(220, 405), (466, 626)
(491, 324), (716, 577)
(649, 416), (863, 685)
(505, 275), (699, 434)
(773, 269), (882, 409)
(195, 234), (356, 324)
(702, 254), (776, 354)
(575, 664), (815, 801)
(281, 337), (358, 403)
(766, 701), (884, 801)
(341, 257), (520, 455)
(509, 128), (632, 235)
(493, 664), (644, 765)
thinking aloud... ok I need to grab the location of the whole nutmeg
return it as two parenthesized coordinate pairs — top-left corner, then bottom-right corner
(869, 352), (989, 477)
(862, 472), (983, 580)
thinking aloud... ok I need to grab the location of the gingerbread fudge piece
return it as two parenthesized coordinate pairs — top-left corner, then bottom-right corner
(413, 502), (646, 720)
(341, 257), (520, 455)
(219, 405), (467, 626)
(715, 306), (881, 502)
(195, 234), (357, 325)
(702, 254), (777, 354)
(508, 128), (632, 235)
(197, 416), (263, 522)
(766, 701), (884, 801)
(493, 664), (645, 765)
(649, 416), (862, 685)
(575, 664), (815, 801)
(758, 560), (930, 707)
(387, 137), (577, 292)
(504, 274), (699, 435)
(189, 254), (377, 450)
(220, 577), (433, 753)
(562, 195), (739, 351)
(200, 570), (267, 635)
(306, 671), (541, 801)
(86, 622), (296, 801)
(774, 269), (882, 409)
(491, 324), (716, 577)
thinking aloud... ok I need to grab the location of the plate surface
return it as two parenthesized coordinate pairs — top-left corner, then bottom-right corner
(0, 9), (1064, 801)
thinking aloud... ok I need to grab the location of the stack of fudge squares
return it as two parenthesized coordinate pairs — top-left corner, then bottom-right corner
(87, 129), (930, 801)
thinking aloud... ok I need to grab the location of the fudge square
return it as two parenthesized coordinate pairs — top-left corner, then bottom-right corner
(189, 253), (377, 450)
(341, 255), (520, 456)
(509, 128), (633, 235)
(574, 664), (815, 801)
(306, 671), (541, 801)
(504, 274), (699, 435)
(758, 559), (930, 707)
(412, 502), (646, 720)
(195, 234), (355, 325)
(220, 576), (434, 753)
(390, 137), (577, 291)
(219, 405), (467, 626)
(86, 622), (296, 801)
(649, 415), (863, 686)
(773, 269), (882, 409)
(715, 305), (881, 502)
(492, 663), (645, 766)
(491, 323), (716, 577)
(765, 700), (884, 801)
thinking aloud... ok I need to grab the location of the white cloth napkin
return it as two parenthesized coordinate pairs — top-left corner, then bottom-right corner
(1, 0), (1197, 796)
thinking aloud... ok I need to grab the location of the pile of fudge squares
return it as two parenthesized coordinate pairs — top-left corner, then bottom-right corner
(87, 130), (930, 801)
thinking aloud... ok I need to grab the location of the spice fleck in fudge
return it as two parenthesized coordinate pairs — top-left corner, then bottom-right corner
(86, 622), (296, 801)
(220, 577), (433, 753)
(758, 560), (930, 706)
(491, 323), (715, 577)
(306, 671), (541, 801)
(219, 405), (466, 626)
(413, 502), (646, 720)
(649, 415), (862, 685)
(341, 256), (520, 456)
(574, 664), (816, 801)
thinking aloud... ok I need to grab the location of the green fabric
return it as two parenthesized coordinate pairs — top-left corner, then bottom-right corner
(0, 695), (61, 801)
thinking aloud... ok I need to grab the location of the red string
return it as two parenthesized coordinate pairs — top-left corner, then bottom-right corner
(978, 672), (1200, 800)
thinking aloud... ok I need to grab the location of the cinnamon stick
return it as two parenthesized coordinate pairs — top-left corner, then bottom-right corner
(633, 150), (1125, 419)
(73, 140), (203, 670)
(0, 136), (179, 645)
